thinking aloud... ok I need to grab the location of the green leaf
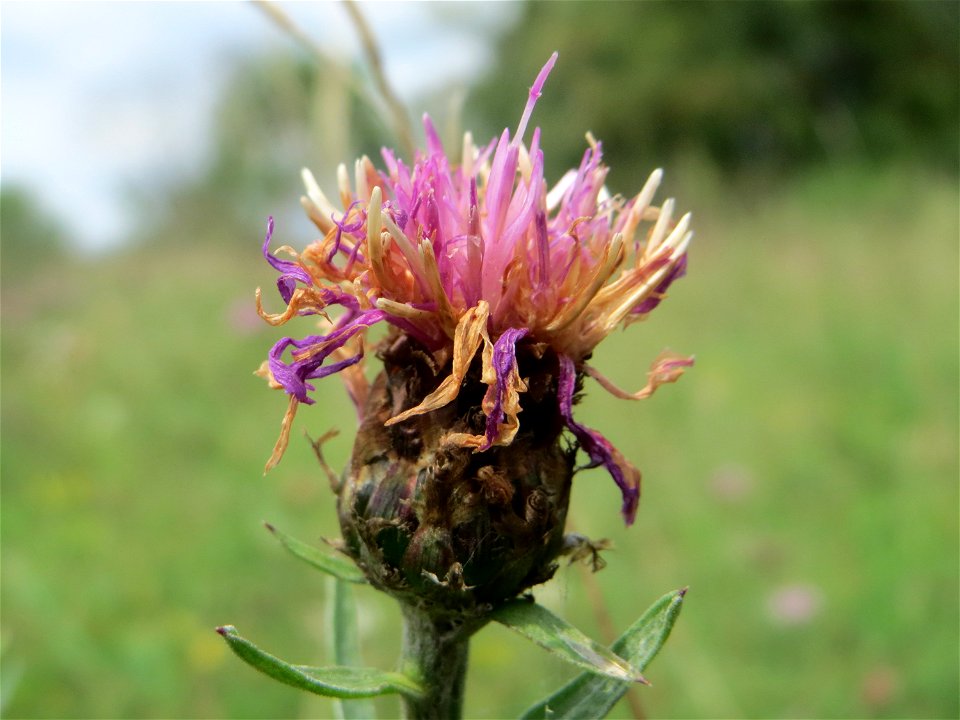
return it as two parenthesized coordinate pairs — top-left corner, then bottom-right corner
(519, 588), (686, 719)
(265, 522), (366, 583)
(325, 578), (376, 719)
(491, 599), (645, 683)
(216, 625), (423, 700)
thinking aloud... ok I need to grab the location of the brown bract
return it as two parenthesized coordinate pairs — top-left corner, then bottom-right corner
(338, 332), (575, 611)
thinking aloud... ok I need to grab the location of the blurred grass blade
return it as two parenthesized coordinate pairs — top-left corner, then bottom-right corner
(216, 625), (422, 699)
(0, 636), (24, 716)
(265, 522), (366, 583)
(491, 599), (645, 683)
(328, 578), (363, 665)
(520, 588), (686, 719)
(326, 578), (375, 719)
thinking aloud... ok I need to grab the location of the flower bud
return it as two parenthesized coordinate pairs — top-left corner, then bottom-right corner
(338, 333), (573, 610)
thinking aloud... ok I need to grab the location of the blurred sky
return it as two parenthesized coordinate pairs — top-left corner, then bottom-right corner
(1, 1), (516, 252)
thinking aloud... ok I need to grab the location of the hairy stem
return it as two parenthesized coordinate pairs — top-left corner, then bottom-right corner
(399, 605), (473, 720)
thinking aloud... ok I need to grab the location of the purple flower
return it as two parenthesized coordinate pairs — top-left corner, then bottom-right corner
(257, 54), (693, 522)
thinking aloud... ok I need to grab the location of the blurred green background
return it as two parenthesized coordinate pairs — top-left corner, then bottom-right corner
(2, 2), (958, 718)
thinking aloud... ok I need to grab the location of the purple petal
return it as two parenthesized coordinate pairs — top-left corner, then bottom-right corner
(482, 328), (530, 448)
(423, 113), (445, 158)
(261, 217), (312, 304)
(557, 354), (640, 524)
(305, 349), (364, 380)
(514, 51), (557, 146)
(633, 254), (688, 316)
(499, 142), (544, 253)
(267, 337), (315, 403)
(482, 129), (517, 240)
(268, 309), (387, 402)
(535, 210), (550, 289)
(423, 192), (442, 244)
(327, 201), (364, 263)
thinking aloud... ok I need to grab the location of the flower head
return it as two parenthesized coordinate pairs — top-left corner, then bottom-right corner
(257, 53), (692, 526)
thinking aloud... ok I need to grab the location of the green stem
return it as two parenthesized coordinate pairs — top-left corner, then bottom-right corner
(399, 604), (474, 720)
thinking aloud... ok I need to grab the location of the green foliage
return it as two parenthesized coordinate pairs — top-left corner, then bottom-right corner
(468, 1), (960, 185)
(0, 186), (69, 286)
(223, 579), (683, 717)
(216, 625), (423, 700)
(492, 599), (645, 683)
(325, 578), (376, 719)
(521, 589), (685, 719)
(265, 523), (367, 583)
(1, 160), (956, 719)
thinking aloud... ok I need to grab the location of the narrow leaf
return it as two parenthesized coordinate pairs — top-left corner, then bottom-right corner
(216, 625), (422, 700)
(520, 588), (686, 719)
(296, 666), (422, 698)
(265, 522), (366, 583)
(491, 599), (644, 683)
(325, 577), (376, 719)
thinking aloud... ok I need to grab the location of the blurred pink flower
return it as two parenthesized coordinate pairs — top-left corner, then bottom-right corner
(226, 296), (263, 336)
(766, 583), (824, 625)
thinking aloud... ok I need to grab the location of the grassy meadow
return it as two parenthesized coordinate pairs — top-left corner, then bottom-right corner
(2, 157), (956, 718)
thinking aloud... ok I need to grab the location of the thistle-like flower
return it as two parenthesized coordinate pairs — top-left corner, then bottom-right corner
(257, 53), (692, 609)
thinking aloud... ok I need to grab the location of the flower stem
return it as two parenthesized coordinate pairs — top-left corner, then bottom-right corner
(399, 604), (475, 720)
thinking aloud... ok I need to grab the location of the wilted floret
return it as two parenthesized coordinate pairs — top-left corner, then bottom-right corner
(257, 53), (692, 525)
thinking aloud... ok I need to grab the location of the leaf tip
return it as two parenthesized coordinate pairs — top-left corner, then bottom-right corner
(264, 521), (277, 533)
(215, 625), (236, 637)
(677, 586), (689, 598)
